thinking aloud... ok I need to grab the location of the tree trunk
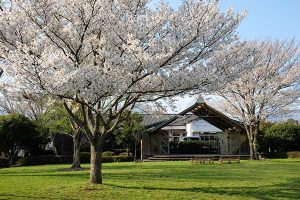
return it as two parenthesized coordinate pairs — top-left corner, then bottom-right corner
(71, 131), (82, 169)
(249, 140), (259, 160)
(249, 126), (259, 160)
(8, 148), (18, 166)
(90, 142), (102, 184)
(8, 154), (14, 166)
(252, 137), (259, 160)
(134, 140), (137, 162)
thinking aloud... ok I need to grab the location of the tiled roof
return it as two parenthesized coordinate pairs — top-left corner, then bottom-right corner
(143, 97), (245, 134)
(142, 114), (171, 126)
(142, 114), (200, 127)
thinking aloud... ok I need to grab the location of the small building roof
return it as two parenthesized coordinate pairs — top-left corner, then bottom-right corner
(142, 114), (198, 127)
(144, 97), (244, 134)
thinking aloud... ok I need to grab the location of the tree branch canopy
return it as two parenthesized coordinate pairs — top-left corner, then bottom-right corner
(0, 0), (248, 183)
(1, 0), (246, 106)
(215, 40), (300, 125)
(212, 39), (300, 160)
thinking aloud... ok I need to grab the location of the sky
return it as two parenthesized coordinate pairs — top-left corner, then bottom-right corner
(156, 0), (300, 112)
(162, 0), (300, 40)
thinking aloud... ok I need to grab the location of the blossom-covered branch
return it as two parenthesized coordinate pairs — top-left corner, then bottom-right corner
(0, 0), (246, 184)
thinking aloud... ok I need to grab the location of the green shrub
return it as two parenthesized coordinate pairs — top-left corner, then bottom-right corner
(264, 151), (300, 158)
(102, 151), (115, 156)
(119, 152), (133, 156)
(80, 152), (134, 163)
(0, 158), (9, 168)
(79, 152), (91, 163)
(111, 155), (134, 162)
(287, 151), (300, 158)
(259, 120), (300, 152)
(20, 154), (134, 166)
(265, 152), (288, 158)
(20, 155), (73, 166)
(175, 141), (217, 154)
(0, 114), (49, 164)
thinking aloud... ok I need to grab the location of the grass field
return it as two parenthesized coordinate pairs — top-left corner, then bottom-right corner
(0, 159), (299, 200)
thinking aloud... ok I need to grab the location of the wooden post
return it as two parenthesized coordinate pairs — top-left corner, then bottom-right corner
(238, 130), (241, 154)
(227, 133), (231, 155)
(140, 139), (143, 161)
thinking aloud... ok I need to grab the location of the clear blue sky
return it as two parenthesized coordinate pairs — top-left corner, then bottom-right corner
(220, 0), (300, 40)
(157, 0), (300, 40)
(151, 0), (300, 112)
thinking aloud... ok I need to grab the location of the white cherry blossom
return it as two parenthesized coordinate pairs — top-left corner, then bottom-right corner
(0, 0), (245, 184)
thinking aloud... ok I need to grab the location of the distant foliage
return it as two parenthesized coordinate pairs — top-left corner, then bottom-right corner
(38, 104), (73, 136)
(0, 158), (9, 168)
(287, 151), (300, 158)
(20, 154), (133, 166)
(102, 151), (115, 157)
(0, 114), (49, 164)
(112, 112), (144, 150)
(258, 119), (300, 152)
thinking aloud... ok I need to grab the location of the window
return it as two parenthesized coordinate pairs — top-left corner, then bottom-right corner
(191, 137), (200, 141)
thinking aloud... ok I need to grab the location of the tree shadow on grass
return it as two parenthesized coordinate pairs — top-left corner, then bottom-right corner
(0, 165), (287, 182)
(0, 173), (88, 178)
(0, 193), (78, 200)
(0, 170), (258, 182)
(104, 178), (300, 200)
(0, 167), (90, 177)
(0, 167), (66, 175)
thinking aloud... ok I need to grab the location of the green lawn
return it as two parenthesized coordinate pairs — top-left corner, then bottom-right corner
(0, 159), (299, 200)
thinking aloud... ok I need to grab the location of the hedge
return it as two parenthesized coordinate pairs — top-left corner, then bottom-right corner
(20, 154), (134, 166)
(287, 151), (300, 158)
(80, 152), (133, 163)
(20, 155), (73, 166)
(102, 151), (115, 156)
(0, 158), (9, 168)
(264, 151), (300, 158)
(170, 141), (217, 154)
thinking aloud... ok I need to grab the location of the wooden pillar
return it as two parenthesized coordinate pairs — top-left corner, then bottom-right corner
(238, 129), (241, 154)
(227, 130), (231, 155)
(140, 139), (143, 161)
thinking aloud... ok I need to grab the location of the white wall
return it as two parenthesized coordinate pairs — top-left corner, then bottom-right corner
(186, 123), (192, 136)
(187, 119), (222, 134)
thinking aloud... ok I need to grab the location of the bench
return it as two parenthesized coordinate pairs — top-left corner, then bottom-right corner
(219, 156), (240, 164)
(191, 157), (214, 164)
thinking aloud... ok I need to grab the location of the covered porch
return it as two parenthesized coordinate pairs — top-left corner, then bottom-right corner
(141, 98), (249, 159)
(144, 154), (250, 162)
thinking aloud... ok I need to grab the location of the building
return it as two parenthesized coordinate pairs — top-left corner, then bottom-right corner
(141, 98), (249, 159)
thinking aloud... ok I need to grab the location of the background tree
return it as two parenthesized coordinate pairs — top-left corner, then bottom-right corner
(258, 119), (300, 153)
(39, 103), (84, 169)
(0, 113), (49, 164)
(0, 0), (246, 184)
(1, 78), (84, 169)
(113, 112), (143, 161)
(213, 40), (300, 160)
(0, 85), (48, 120)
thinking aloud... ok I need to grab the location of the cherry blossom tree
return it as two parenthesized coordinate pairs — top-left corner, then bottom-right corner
(0, 0), (245, 184)
(214, 40), (300, 160)
(0, 86), (47, 119)
(0, 86), (85, 169)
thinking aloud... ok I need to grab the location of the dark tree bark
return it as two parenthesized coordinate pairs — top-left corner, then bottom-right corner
(8, 148), (18, 166)
(134, 140), (137, 162)
(71, 129), (82, 169)
(90, 140), (102, 184)
(64, 101), (135, 184)
(247, 125), (259, 160)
